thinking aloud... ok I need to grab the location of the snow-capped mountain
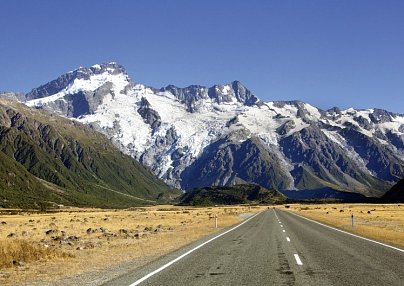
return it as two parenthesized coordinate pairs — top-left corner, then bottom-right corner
(22, 63), (404, 197)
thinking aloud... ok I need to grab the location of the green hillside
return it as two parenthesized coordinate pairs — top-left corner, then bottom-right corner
(179, 184), (287, 206)
(0, 99), (179, 209)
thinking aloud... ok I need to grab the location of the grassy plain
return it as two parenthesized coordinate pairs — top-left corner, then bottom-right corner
(0, 205), (264, 285)
(3, 203), (402, 285)
(283, 203), (404, 248)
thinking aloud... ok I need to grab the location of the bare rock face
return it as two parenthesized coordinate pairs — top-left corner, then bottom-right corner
(181, 132), (293, 191)
(0, 92), (25, 101)
(276, 120), (295, 135)
(137, 97), (161, 131)
(160, 80), (258, 113)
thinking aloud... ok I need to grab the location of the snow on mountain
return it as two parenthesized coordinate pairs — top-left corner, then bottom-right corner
(22, 63), (404, 196)
(27, 71), (129, 108)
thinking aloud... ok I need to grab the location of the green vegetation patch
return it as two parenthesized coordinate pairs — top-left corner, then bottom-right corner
(179, 184), (287, 206)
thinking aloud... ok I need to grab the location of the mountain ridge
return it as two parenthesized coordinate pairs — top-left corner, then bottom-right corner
(0, 98), (177, 208)
(5, 62), (404, 198)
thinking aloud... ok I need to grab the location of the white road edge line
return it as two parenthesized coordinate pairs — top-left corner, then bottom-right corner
(128, 212), (261, 286)
(286, 237), (291, 242)
(287, 211), (404, 253)
(294, 254), (303, 265)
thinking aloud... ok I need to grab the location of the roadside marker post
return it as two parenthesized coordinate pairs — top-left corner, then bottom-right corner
(215, 214), (218, 229)
(351, 214), (354, 227)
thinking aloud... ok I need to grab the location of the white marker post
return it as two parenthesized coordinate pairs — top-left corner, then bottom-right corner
(351, 214), (354, 227)
(215, 214), (218, 229)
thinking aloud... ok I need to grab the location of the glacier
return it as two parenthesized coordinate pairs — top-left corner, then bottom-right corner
(20, 62), (404, 197)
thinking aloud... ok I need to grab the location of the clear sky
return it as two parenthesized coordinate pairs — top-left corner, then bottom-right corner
(1, 0), (403, 113)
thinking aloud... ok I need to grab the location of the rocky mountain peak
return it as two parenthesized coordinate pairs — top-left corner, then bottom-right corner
(230, 80), (259, 106)
(369, 108), (394, 124)
(160, 80), (259, 112)
(25, 62), (130, 101)
(85, 62), (128, 76)
(208, 80), (259, 106)
(24, 62), (133, 118)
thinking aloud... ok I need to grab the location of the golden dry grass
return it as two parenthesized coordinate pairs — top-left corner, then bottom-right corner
(282, 203), (404, 248)
(0, 239), (70, 269)
(0, 205), (264, 285)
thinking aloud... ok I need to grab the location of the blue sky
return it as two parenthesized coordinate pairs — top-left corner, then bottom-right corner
(1, 0), (403, 113)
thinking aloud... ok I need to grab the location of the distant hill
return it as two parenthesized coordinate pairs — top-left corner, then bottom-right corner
(382, 178), (404, 202)
(281, 187), (370, 202)
(179, 184), (287, 206)
(0, 99), (179, 209)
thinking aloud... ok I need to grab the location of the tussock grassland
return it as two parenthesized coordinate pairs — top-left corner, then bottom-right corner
(0, 239), (71, 269)
(283, 204), (404, 248)
(0, 205), (264, 285)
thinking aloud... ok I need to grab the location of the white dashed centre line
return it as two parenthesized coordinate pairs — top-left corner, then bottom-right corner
(294, 254), (303, 265)
(286, 237), (291, 242)
(280, 225), (283, 227)
(282, 230), (286, 233)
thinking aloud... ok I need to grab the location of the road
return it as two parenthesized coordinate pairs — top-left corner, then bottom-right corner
(104, 209), (404, 286)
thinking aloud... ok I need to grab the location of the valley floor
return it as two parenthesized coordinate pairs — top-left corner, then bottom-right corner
(0, 205), (263, 285)
(1, 204), (403, 285)
(282, 203), (404, 248)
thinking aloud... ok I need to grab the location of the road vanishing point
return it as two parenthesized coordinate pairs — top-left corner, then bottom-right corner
(105, 209), (404, 286)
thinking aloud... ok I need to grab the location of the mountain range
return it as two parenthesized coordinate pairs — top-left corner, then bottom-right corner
(4, 62), (404, 199)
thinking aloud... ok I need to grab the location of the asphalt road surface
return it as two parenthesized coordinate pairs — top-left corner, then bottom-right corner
(105, 209), (404, 286)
